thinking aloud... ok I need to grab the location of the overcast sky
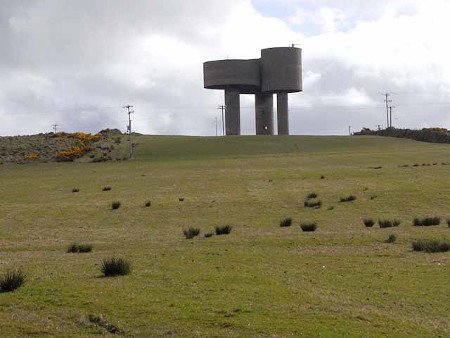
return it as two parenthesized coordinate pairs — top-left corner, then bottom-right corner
(1, 0), (450, 136)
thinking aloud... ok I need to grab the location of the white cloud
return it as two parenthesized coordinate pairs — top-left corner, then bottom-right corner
(0, 0), (449, 136)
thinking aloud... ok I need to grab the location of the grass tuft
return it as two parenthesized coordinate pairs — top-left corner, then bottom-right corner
(67, 243), (93, 253)
(412, 239), (449, 253)
(339, 195), (356, 203)
(72, 188), (79, 193)
(385, 234), (397, 243)
(144, 201), (151, 207)
(100, 257), (131, 277)
(413, 217), (441, 226)
(306, 192), (318, 199)
(111, 201), (121, 210)
(88, 314), (121, 334)
(204, 232), (213, 238)
(279, 217), (293, 227)
(300, 222), (317, 232)
(183, 227), (200, 239)
(215, 225), (233, 235)
(0, 269), (26, 292)
(363, 218), (375, 227)
(379, 219), (401, 228)
(304, 200), (322, 209)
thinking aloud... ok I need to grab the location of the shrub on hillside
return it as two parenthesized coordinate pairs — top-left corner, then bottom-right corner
(0, 270), (25, 292)
(300, 222), (317, 232)
(279, 218), (293, 227)
(204, 232), (213, 238)
(412, 239), (449, 253)
(103, 186), (112, 191)
(363, 218), (375, 227)
(72, 188), (79, 193)
(183, 227), (200, 239)
(215, 225), (233, 235)
(144, 201), (151, 207)
(379, 219), (401, 228)
(100, 257), (131, 277)
(413, 217), (441, 227)
(354, 127), (450, 144)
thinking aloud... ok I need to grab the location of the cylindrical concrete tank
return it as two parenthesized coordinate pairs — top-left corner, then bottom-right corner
(203, 59), (261, 93)
(261, 47), (302, 93)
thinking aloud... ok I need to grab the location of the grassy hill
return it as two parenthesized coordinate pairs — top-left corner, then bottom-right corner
(0, 135), (449, 337)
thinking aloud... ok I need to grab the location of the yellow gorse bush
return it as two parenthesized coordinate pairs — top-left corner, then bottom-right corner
(24, 153), (39, 161)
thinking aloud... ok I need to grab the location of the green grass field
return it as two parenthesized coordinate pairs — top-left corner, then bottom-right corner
(0, 135), (449, 337)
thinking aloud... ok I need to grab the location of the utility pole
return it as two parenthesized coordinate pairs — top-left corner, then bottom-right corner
(348, 126), (352, 136)
(52, 124), (58, 133)
(382, 93), (393, 128)
(389, 106), (395, 128)
(215, 117), (218, 136)
(123, 105), (134, 158)
(218, 105), (226, 136)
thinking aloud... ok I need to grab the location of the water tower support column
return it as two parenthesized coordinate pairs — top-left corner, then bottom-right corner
(255, 93), (274, 135)
(225, 89), (241, 135)
(277, 93), (289, 135)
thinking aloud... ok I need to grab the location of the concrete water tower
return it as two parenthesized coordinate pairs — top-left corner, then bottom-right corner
(203, 47), (302, 135)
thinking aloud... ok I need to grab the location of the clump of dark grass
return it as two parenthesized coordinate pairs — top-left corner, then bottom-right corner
(306, 192), (318, 199)
(385, 234), (397, 243)
(412, 239), (449, 253)
(144, 201), (151, 207)
(72, 188), (79, 193)
(363, 218), (375, 227)
(379, 219), (401, 228)
(447, 219), (450, 227)
(0, 269), (26, 292)
(88, 314), (121, 334)
(320, 175), (325, 179)
(111, 201), (121, 210)
(215, 225), (233, 235)
(100, 257), (131, 277)
(67, 243), (93, 253)
(204, 232), (213, 238)
(327, 206), (334, 211)
(304, 200), (322, 209)
(339, 195), (356, 203)
(370, 195), (377, 200)
(279, 217), (293, 227)
(183, 227), (200, 239)
(102, 186), (112, 191)
(413, 217), (441, 227)
(178, 197), (185, 202)
(412, 163), (419, 167)
(399, 164), (409, 168)
(300, 222), (317, 232)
